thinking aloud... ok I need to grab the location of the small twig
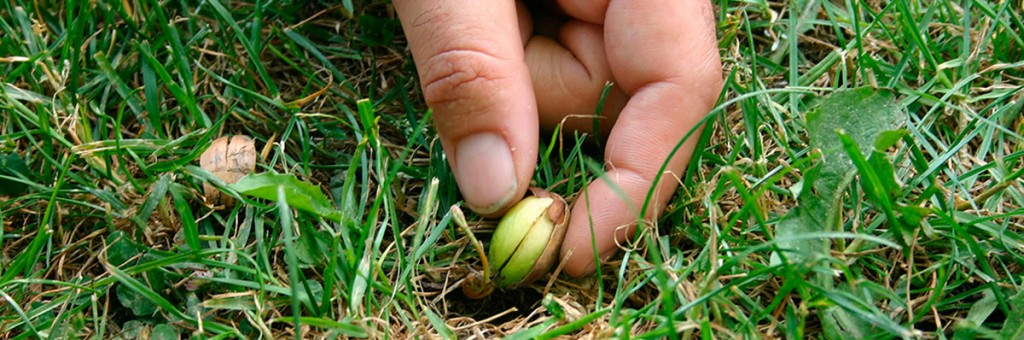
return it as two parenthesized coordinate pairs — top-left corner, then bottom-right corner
(452, 205), (495, 299)
(452, 206), (490, 280)
(956, 166), (1023, 210)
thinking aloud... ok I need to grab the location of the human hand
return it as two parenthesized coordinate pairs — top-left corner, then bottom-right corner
(394, 1), (723, 277)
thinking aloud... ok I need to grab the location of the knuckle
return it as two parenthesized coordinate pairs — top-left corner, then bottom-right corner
(419, 49), (513, 111)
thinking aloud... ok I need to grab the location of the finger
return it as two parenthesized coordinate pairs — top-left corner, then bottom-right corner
(516, 1), (532, 45)
(524, 19), (628, 135)
(394, 1), (536, 216)
(560, 0), (723, 277)
(556, 0), (609, 24)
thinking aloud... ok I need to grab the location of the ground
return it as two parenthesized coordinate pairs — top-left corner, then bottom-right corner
(1, 0), (1023, 339)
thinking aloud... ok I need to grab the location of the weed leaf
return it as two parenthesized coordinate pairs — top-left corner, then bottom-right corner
(0, 153), (31, 195)
(1001, 290), (1024, 339)
(775, 87), (905, 264)
(106, 231), (141, 267)
(116, 282), (158, 317)
(957, 289), (998, 334)
(232, 172), (342, 221)
(806, 87), (904, 197)
(151, 324), (180, 340)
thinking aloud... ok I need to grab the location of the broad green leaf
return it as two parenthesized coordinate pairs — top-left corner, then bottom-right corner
(117, 320), (148, 340)
(185, 293), (204, 321)
(954, 288), (1003, 337)
(105, 231), (141, 267)
(0, 153), (31, 195)
(300, 279), (324, 307)
(107, 261), (236, 334)
(837, 131), (893, 208)
(151, 324), (180, 340)
(295, 224), (329, 265)
(231, 172), (342, 221)
(1001, 290), (1024, 339)
(965, 289), (998, 326)
(806, 87), (905, 198)
(116, 283), (158, 317)
(772, 199), (830, 264)
(775, 87), (906, 265)
(139, 254), (170, 299)
(819, 287), (913, 339)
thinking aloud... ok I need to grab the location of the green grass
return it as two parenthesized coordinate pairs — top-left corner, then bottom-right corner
(1, 0), (1022, 338)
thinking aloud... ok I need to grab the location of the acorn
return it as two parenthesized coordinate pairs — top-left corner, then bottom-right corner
(488, 188), (569, 288)
(199, 135), (256, 207)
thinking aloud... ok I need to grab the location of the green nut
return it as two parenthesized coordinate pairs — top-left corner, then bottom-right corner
(488, 188), (569, 288)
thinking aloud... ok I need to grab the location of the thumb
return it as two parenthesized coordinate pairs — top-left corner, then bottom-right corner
(394, 1), (537, 216)
(559, 0), (723, 277)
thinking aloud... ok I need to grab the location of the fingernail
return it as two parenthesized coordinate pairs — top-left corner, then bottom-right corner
(455, 132), (518, 215)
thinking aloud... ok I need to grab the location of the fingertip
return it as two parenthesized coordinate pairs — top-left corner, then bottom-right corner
(562, 255), (597, 278)
(561, 243), (619, 278)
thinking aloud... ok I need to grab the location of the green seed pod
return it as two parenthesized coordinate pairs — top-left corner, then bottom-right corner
(488, 188), (569, 288)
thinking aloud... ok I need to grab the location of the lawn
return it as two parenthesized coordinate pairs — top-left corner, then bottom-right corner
(1, 0), (1023, 338)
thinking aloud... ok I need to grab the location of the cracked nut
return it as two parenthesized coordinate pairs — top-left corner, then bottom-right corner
(488, 188), (569, 288)
(200, 135), (256, 207)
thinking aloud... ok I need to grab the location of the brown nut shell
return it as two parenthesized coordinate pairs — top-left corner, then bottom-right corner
(200, 135), (256, 207)
(489, 187), (569, 288)
(514, 188), (568, 288)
